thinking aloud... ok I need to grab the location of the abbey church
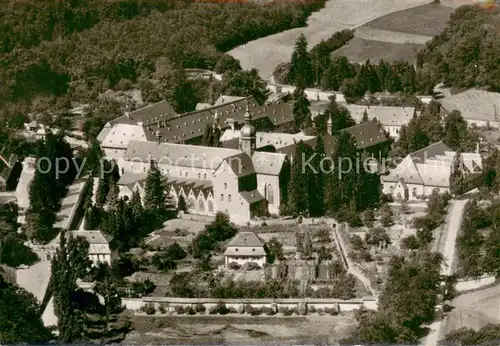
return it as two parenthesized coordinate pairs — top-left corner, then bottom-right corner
(98, 96), (391, 222)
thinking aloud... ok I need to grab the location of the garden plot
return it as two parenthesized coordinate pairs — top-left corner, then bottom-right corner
(332, 37), (423, 64)
(146, 219), (208, 249)
(228, 0), (431, 78)
(362, 3), (454, 37)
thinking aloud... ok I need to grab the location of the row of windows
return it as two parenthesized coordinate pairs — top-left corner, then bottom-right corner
(128, 165), (209, 179)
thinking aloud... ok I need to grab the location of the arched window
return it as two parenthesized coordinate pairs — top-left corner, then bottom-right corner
(224, 182), (228, 190)
(267, 184), (274, 205)
(208, 200), (214, 213)
(204, 173), (207, 179)
(412, 188), (417, 197)
(198, 198), (205, 212)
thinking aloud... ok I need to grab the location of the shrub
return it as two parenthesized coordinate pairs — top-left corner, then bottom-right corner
(141, 303), (156, 315)
(262, 306), (275, 315)
(324, 307), (338, 315)
(307, 305), (316, 313)
(228, 306), (238, 314)
(174, 306), (186, 314)
(228, 262), (241, 270)
(158, 304), (167, 314)
(244, 304), (253, 314)
(187, 306), (196, 315)
(261, 221), (268, 227)
(195, 303), (206, 314)
(210, 302), (229, 315)
(283, 308), (296, 316)
(316, 308), (324, 315)
(244, 262), (261, 271)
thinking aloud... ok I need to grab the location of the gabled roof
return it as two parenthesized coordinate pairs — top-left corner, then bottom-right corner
(116, 172), (147, 186)
(226, 231), (263, 248)
(220, 130), (314, 150)
(251, 151), (286, 176)
(110, 101), (177, 125)
(123, 140), (240, 170)
(347, 105), (416, 127)
(223, 153), (255, 178)
(409, 141), (451, 164)
(239, 189), (266, 204)
(342, 120), (390, 150)
(99, 123), (148, 149)
(140, 97), (293, 143)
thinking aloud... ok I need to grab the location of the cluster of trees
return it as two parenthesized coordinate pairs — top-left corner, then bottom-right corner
(419, 5), (500, 91)
(347, 251), (445, 344)
(25, 133), (76, 243)
(409, 191), (451, 247)
(0, 202), (38, 267)
(0, 0), (326, 126)
(391, 102), (478, 159)
(190, 212), (238, 262)
(151, 242), (187, 272)
(0, 273), (53, 344)
(274, 30), (354, 87)
(442, 324), (500, 345)
(456, 198), (500, 278)
(51, 230), (131, 343)
(284, 132), (381, 218)
(279, 34), (434, 101)
(85, 161), (176, 251)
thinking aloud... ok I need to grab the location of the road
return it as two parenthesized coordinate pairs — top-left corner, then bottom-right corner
(424, 198), (468, 346)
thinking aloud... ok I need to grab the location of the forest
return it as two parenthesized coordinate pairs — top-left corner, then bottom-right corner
(418, 5), (500, 91)
(0, 0), (325, 124)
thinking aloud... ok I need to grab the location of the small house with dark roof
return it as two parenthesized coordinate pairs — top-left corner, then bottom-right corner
(224, 232), (266, 268)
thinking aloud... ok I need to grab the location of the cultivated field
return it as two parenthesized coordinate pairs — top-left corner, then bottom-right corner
(440, 283), (500, 338)
(354, 26), (432, 45)
(228, 0), (431, 78)
(125, 313), (357, 344)
(362, 3), (454, 37)
(332, 37), (423, 64)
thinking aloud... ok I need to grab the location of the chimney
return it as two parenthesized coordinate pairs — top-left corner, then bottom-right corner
(124, 104), (131, 119)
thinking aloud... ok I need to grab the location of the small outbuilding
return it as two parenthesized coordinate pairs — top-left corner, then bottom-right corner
(224, 231), (266, 268)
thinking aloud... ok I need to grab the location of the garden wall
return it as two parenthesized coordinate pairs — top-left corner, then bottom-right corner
(121, 296), (378, 314)
(266, 84), (346, 103)
(455, 275), (496, 292)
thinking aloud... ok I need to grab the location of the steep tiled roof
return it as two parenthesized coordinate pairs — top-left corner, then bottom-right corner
(110, 101), (177, 125)
(227, 231), (263, 247)
(223, 153), (255, 178)
(117, 172), (147, 186)
(347, 105), (416, 126)
(342, 120), (391, 150)
(123, 140), (240, 170)
(220, 130), (315, 150)
(239, 190), (266, 204)
(409, 141), (451, 164)
(252, 152), (286, 176)
(100, 123), (148, 149)
(141, 97), (293, 143)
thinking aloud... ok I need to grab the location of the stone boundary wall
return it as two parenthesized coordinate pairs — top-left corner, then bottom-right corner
(122, 296), (378, 313)
(455, 275), (496, 292)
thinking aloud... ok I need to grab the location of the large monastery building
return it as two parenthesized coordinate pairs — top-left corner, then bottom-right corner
(100, 96), (392, 222)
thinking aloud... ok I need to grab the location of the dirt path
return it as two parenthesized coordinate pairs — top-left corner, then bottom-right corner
(333, 223), (375, 296)
(228, 0), (431, 79)
(424, 198), (468, 346)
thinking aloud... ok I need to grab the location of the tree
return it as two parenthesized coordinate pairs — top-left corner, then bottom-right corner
(450, 150), (465, 195)
(292, 88), (311, 131)
(217, 69), (267, 105)
(362, 209), (375, 228)
(264, 237), (284, 264)
(361, 109), (369, 123)
(365, 227), (391, 248)
(380, 204), (394, 227)
(52, 231), (92, 342)
(302, 232), (313, 258)
(401, 235), (420, 250)
(287, 141), (312, 216)
(202, 124), (214, 147)
(288, 34), (313, 88)
(295, 231), (303, 253)
(144, 162), (167, 218)
(444, 110), (473, 151)
(0, 275), (52, 344)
